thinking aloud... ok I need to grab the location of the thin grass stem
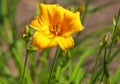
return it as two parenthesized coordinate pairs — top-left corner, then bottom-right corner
(90, 47), (102, 84)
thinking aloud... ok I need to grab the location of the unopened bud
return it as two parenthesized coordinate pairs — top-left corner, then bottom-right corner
(25, 25), (29, 36)
(99, 34), (109, 48)
(113, 16), (116, 26)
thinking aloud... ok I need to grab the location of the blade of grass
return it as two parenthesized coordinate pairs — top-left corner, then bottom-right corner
(75, 68), (84, 84)
(72, 48), (94, 83)
(1, 0), (13, 44)
(112, 67), (120, 84)
(90, 47), (102, 84)
(67, 50), (72, 83)
(92, 47), (120, 83)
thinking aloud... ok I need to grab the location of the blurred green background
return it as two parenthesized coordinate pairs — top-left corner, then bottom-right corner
(0, 0), (120, 84)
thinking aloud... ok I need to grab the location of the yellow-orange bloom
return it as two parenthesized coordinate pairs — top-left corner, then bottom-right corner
(29, 4), (84, 51)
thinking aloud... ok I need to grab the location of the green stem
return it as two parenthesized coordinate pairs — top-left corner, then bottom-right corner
(107, 10), (120, 61)
(100, 71), (104, 84)
(104, 47), (109, 78)
(21, 41), (28, 84)
(93, 10), (120, 83)
(48, 47), (59, 84)
(90, 47), (102, 84)
(92, 47), (120, 83)
(100, 47), (109, 84)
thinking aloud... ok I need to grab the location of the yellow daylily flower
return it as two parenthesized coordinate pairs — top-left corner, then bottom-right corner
(29, 4), (84, 51)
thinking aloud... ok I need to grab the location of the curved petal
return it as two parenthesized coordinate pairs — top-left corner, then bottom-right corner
(56, 36), (74, 51)
(32, 32), (57, 51)
(29, 4), (84, 51)
(29, 4), (65, 35)
(29, 16), (51, 35)
(29, 16), (42, 30)
(39, 4), (64, 24)
(60, 11), (84, 37)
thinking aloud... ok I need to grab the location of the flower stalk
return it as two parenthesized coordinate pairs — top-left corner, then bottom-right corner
(21, 26), (32, 84)
(48, 47), (59, 84)
(21, 41), (28, 84)
(107, 9), (120, 61)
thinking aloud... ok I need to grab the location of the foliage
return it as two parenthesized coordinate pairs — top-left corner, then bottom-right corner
(0, 0), (120, 84)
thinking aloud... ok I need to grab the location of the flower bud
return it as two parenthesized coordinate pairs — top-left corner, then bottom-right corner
(99, 34), (109, 48)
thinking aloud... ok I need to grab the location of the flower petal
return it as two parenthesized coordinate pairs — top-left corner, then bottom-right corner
(56, 36), (74, 51)
(29, 4), (65, 35)
(29, 16), (51, 35)
(39, 4), (64, 24)
(32, 32), (57, 50)
(61, 11), (84, 37)
(29, 4), (84, 51)
(29, 16), (42, 30)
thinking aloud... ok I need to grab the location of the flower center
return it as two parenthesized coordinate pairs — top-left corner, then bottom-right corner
(50, 24), (61, 35)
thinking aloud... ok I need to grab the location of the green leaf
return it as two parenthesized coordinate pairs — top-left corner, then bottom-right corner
(112, 67), (120, 84)
(72, 48), (94, 82)
(0, 77), (8, 84)
(75, 68), (84, 84)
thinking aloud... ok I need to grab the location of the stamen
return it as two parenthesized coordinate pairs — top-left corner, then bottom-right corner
(50, 24), (61, 35)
